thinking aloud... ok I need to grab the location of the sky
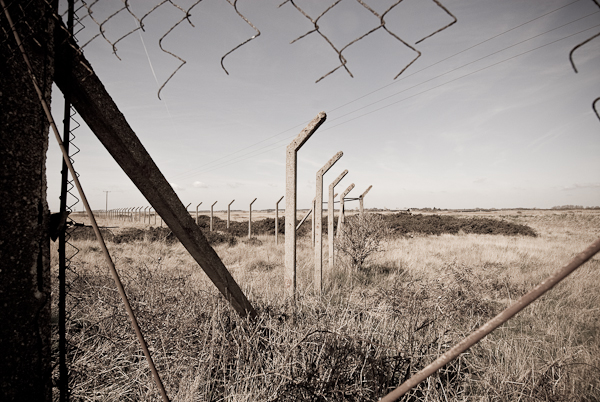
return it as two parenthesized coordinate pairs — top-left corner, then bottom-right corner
(46, 0), (600, 212)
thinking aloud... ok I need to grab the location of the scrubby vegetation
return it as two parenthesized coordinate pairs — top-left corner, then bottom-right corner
(52, 210), (600, 400)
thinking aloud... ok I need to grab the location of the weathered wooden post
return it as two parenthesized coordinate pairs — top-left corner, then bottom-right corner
(337, 183), (355, 237)
(248, 198), (257, 238)
(315, 151), (343, 295)
(329, 170), (348, 271)
(359, 185), (373, 217)
(210, 201), (217, 232)
(285, 112), (327, 300)
(227, 200), (235, 229)
(275, 196), (284, 244)
(196, 202), (202, 225)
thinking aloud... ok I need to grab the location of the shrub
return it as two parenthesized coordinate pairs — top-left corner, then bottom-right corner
(335, 213), (389, 271)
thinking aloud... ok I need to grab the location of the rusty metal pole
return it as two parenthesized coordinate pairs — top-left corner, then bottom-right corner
(227, 200), (235, 229)
(275, 196), (284, 244)
(380, 236), (600, 402)
(328, 170), (347, 271)
(196, 202), (202, 225)
(0, 7), (172, 395)
(315, 151), (343, 295)
(210, 201), (217, 232)
(359, 185), (372, 217)
(285, 112), (327, 300)
(337, 183), (355, 237)
(248, 198), (257, 238)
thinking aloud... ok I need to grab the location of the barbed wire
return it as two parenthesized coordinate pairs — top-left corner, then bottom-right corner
(569, 0), (600, 122)
(44, 0), (457, 97)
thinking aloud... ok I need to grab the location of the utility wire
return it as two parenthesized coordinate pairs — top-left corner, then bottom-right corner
(168, 0), (585, 180)
(170, 12), (599, 179)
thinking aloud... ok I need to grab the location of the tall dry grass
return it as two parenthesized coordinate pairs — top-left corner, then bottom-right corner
(51, 210), (600, 401)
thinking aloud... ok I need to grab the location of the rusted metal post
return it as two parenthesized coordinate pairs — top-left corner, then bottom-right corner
(285, 112), (327, 300)
(359, 185), (372, 217)
(275, 196), (284, 244)
(380, 236), (600, 402)
(248, 198), (257, 238)
(227, 200), (235, 229)
(337, 183), (355, 237)
(315, 151), (343, 295)
(329, 170), (348, 271)
(210, 201), (217, 232)
(196, 202), (202, 225)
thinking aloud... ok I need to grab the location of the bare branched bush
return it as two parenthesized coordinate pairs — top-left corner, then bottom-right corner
(335, 213), (390, 271)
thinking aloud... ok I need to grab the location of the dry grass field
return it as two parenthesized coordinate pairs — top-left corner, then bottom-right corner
(52, 209), (600, 401)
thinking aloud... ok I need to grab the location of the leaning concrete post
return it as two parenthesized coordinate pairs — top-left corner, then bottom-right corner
(275, 196), (284, 244)
(227, 200), (235, 229)
(359, 185), (372, 217)
(315, 151), (343, 295)
(329, 170), (348, 271)
(285, 112), (327, 299)
(337, 183), (355, 237)
(196, 202), (202, 225)
(248, 198), (257, 238)
(297, 207), (312, 230)
(210, 201), (217, 232)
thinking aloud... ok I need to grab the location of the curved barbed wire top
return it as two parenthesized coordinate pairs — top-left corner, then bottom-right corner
(58, 0), (456, 98)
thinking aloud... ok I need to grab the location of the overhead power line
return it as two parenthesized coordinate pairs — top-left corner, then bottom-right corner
(168, 3), (597, 181)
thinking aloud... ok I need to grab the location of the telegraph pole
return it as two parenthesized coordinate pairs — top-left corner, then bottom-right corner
(103, 190), (110, 213)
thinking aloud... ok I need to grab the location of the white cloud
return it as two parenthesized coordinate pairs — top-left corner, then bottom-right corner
(193, 181), (208, 188)
(561, 183), (600, 191)
(170, 183), (185, 191)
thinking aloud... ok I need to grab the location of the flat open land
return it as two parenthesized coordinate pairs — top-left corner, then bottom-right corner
(53, 209), (600, 401)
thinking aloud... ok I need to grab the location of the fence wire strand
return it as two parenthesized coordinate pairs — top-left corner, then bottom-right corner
(16, 0), (458, 96)
(569, 0), (600, 122)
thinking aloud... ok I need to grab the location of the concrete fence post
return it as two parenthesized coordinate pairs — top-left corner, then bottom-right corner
(227, 200), (235, 229)
(296, 207), (312, 231)
(337, 183), (355, 237)
(210, 201), (217, 232)
(275, 196), (284, 244)
(359, 185), (372, 217)
(329, 170), (348, 271)
(196, 202), (202, 225)
(144, 206), (149, 224)
(248, 198), (257, 238)
(315, 151), (343, 295)
(311, 198), (316, 246)
(285, 112), (327, 300)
